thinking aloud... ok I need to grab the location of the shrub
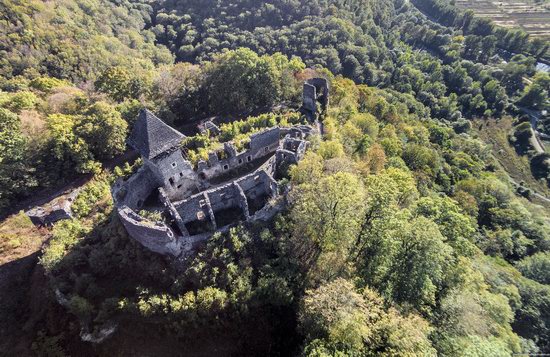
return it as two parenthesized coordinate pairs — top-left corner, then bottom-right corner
(30, 77), (67, 92)
(40, 219), (89, 272)
(5, 91), (38, 113)
(72, 178), (111, 218)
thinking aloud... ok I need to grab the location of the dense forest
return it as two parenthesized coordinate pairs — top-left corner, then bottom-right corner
(1, 0), (550, 355)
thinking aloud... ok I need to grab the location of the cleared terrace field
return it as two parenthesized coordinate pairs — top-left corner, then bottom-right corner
(455, 0), (550, 38)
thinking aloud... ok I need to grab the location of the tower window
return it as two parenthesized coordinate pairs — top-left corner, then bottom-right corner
(223, 164), (229, 170)
(247, 156), (252, 162)
(171, 162), (177, 168)
(238, 158), (243, 164)
(169, 177), (175, 186)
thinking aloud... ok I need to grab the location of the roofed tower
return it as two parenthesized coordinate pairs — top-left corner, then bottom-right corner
(127, 109), (185, 159)
(127, 109), (195, 198)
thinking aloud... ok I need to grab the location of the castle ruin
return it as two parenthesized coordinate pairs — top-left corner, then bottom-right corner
(112, 78), (328, 257)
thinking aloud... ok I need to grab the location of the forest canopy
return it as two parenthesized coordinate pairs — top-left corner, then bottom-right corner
(1, 0), (550, 355)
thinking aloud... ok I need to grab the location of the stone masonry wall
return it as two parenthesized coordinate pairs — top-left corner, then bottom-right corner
(114, 124), (314, 257)
(197, 127), (281, 180)
(118, 207), (182, 256)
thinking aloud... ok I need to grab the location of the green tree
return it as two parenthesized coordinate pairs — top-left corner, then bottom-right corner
(519, 72), (550, 110)
(47, 114), (99, 174)
(203, 48), (283, 114)
(95, 67), (147, 102)
(299, 278), (436, 356)
(414, 195), (477, 255)
(517, 252), (550, 285)
(0, 108), (34, 209)
(385, 216), (454, 311)
(289, 172), (366, 280)
(76, 102), (128, 160)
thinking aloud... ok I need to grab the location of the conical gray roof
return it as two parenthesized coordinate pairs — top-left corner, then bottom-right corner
(127, 109), (185, 159)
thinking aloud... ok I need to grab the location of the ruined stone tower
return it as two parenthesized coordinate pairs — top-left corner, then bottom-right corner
(127, 109), (197, 199)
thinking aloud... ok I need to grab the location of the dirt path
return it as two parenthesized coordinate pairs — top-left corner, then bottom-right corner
(1, 150), (138, 221)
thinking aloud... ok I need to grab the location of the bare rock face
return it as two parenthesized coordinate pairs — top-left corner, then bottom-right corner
(26, 189), (80, 226)
(80, 323), (117, 344)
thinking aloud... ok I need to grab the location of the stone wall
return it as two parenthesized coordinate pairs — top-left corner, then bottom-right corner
(113, 124), (314, 258)
(146, 149), (198, 200)
(113, 167), (157, 209)
(302, 83), (317, 112)
(302, 77), (329, 114)
(196, 127), (281, 181)
(118, 206), (182, 256)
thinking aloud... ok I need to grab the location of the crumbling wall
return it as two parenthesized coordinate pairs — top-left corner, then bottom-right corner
(302, 83), (317, 112)
(236, 170), (275, 200)
(26, 188), (80, 226)
(118, 207), (181, 256)
(207, 183), (244, 213)
(249, 127), (280, 151)
(113, 167), (157, 209)
(175, 193), (211, 224)
(303, 77), (329, 114)
(113, 123), (314, 258)
(158, 188), (189, 236)
(145, 149), (198, 200)
(197, 127), (281, 181)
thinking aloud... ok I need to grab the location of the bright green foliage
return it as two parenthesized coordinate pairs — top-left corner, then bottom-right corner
(40, 219), (90, 272)
(318, 140), (345, 160)
(384, 216), (454, 311)
(204, 48), (284, 114)
(95, 67), (149, 102)
(46, 101), (127, 174)
(2, 91), (38, 113)
(0, 107), (25, 167)
(30, 77), (68, 92)
(71, 177), (111, 219)
(290, 172), (365, 258)
(517, 252), (550, 285)
(76, 102), (128, 160)
(47, 113), (100, 174)
(0, 0), (173, 81)
(1, 0), (549, 353)
(519, 72), (550, 110)
(218, 112), (302, 142)
(299, 279), (436, 356)
(414, 195), (477, 255)
(0, 108), (34, 209)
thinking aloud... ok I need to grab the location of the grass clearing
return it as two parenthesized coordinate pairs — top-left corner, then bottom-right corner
(475, 116), (550, 207)
(0, 211), (48, 265)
